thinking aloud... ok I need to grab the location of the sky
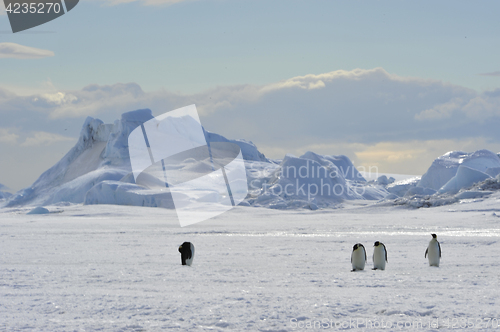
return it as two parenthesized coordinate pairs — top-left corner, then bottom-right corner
(1, 0), (500, 191)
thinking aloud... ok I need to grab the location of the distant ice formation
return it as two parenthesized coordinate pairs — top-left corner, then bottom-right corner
(2, 109), (500, 211)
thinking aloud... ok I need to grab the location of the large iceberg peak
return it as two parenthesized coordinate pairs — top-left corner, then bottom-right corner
(101, 109), (154, 164)
(4, 109), (155, 207)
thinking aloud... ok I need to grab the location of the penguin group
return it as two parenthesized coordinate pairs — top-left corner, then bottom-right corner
(351, 242), (387, 272)
(350, 234), (441, 271)
(179, 234), (441, 269)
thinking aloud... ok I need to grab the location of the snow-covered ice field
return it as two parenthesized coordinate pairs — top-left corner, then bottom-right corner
(2, 195), (500, 331)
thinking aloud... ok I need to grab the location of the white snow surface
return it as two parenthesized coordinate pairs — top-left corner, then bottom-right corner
(2, 198), (500, 331)
(3, 110), (500, 330)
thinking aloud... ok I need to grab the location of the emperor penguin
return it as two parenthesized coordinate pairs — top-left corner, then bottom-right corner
(351, 243), (367, 271)
(372, 241), (387, 270)
(425, 234), (441, 267)
(178, 242), (195, 266)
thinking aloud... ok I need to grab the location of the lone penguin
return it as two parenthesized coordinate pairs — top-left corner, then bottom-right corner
(425, 234), (441, 267)
(372, 241), (387, 270)
(178, 242), (195, 266)
(351, 243), (367, 271)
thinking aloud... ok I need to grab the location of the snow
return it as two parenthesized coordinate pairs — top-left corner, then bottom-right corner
(374, 175), (395, 186)
(391, 174), (500, 209)
(405, 186), (437, 197)
(359, 172), (417, 183)
(263, 153), (357, 200)
(26, 206), (50, 215)
(386, 177), (420, 197)
(84, 181), (175, 208)
(2, 200), (500, 331)
(0, 191), (12, 200)
(417, 150), (500, 191)
(245, 153), (388, 209)
(437, 166), (491, 195)
(485, 167), (500, 178)
(3, 109), (500, 330)
(3, 116), (124, 208)
(299, 151), (365, 181)
(63, 142), (108, 183)
(204, 130), (268, 163)
(454, 190), (494, 200)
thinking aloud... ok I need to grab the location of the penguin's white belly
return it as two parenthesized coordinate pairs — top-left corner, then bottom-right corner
(186, 244), (195, 266)
(427, 243), (440, 267)
(351, 250), (366, 270)
(373, 248), (386, 270)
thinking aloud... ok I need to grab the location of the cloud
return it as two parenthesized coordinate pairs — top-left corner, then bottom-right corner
(20, 131), (75, 147)
(2, 67), (500, 144)
(0, 127), (73, 147)
(478, 71), (500, 77)
(0, 68), (496, 145)
(415, 98), (466, 120)
(0, 136), (76, 192)
(0, 43), (54, 59)
(351, 138), (500, 176)
(48, 83), (147, 118)
(416, 88), (500, 122)
(196, 68), (487, 146)
(461, 91), (500, 119)
(0, 128), (19, 144)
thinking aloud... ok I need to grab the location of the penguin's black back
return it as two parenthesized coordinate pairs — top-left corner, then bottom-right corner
(179, 242), (193, 265)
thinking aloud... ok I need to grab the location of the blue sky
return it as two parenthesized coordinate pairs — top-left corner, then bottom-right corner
(1, 0), (500, 191)
(2, 0), (500, 93)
